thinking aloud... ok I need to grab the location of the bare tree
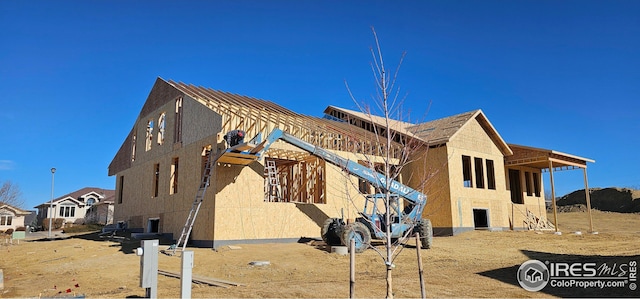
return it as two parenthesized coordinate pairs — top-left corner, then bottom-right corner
(0, 180), (25, 208)
(343, 27), (431, 298)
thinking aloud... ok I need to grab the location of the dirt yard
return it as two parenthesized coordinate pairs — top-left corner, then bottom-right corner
(1, 211), (638, 298)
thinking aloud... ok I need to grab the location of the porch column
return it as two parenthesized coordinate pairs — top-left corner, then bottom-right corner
(583, 168), (594, 233)
(548, 161), (559, 232)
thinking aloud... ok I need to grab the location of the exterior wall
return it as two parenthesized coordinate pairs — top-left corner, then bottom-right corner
(446, 118), (512, 234)
(505, 165), (547, 230)
(209, 148), (367, 247)
(86, 204), (114, 225)
(109, 78), (184, 176)
(113, 92), (221, 237)
(406, 145), (453, 235)
(37, 201), (86, 225)
(59, 200), (87, 224)
(113, 94), (381, 247)
(0, 208), (25, 231)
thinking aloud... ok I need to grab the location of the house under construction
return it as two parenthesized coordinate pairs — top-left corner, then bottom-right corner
(108, 77), (594, 247)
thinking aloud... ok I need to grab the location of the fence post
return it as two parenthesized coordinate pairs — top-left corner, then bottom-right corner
(350, 238), (355, 298)
(416, 232), (425, 299)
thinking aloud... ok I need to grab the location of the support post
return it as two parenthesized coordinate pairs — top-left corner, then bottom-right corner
(583, 168), (594, 233)
(181, 251), (194, 299)
(548, 161), (559, 233)
(349, 238), (355, 298)
(415, 233), (426, 299)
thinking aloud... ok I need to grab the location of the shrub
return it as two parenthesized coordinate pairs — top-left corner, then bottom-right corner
(54, 218), (64, 229)
(62, 224), (103, 234)
(42, 218), (65, 230)
(5, 228), (14, 235)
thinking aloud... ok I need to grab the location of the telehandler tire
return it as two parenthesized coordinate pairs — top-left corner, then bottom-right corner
(321, 218), (343, 246)
(340, 222), (371, 253)
(416, 218), (433, 249)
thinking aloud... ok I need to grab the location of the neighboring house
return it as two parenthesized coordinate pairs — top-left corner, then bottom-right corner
(85, 192), (116, 225)
(35, 187), (115, 227)
(0, 203), (31, 232)
(108, 78), (594, 248)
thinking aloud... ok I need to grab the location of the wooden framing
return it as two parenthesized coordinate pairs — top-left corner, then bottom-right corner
(168, 81), (404, 159)
(110, 78), (598, 248)
(507, 144), (596, 233)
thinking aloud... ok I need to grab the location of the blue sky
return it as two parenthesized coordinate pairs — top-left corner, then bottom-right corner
(1, 1), (638, 210)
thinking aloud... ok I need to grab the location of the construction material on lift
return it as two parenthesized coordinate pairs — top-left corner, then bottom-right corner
(216, 128), (433, 253)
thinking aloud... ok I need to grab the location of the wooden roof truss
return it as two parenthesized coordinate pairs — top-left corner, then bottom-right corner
(169, 81), (404, 160)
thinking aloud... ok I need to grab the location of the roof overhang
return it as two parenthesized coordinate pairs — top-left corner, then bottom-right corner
(505, 144), (595, 171)
(0, 204), (30, 216)
(79, 191), (105, 199)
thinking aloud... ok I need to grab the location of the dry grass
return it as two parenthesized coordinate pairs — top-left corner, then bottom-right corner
(1, 211), (638, 298)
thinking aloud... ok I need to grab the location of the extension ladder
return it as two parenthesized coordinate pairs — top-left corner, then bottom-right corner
(171, 149), (214, 255)
(265, 160), (281, 202)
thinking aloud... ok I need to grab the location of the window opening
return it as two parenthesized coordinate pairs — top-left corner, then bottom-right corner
(462, 155), (473, 188)
(118, 176), (124, 204)
(533, 172), (541, 197)
(474, 157), (485, 189)
(131, 133), (136, 161)
(147, 218), (159, 233)
(525, 171), (533, 196)
(473, 209), (489, 228)
(486, 159), (496, 190)
(153, 163), (160, 198)
(146, 119), (154, 151)
(508, 169), (523, 204)
(170, 157), (179, 195)
(157, 112), (166, 145)
(174, 97), (183, 143)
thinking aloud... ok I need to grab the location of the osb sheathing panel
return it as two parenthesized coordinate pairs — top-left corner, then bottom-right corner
(407, 145), (453, 228)
(113, 137), (220, 236)
(109, 78), (184, 176)
(115, 139), (374, 242)
(210, 148), (370, 241)
(446, 118), (514, 229)
(112, 94), (222, 235)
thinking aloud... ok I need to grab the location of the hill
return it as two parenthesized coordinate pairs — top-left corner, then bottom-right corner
(553, 187), (640, 213)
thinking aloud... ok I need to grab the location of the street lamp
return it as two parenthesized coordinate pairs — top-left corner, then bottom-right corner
(48, 167), (56, 238)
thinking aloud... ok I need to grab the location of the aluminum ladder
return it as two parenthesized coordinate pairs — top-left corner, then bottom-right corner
(265, 160), (281, 202)
(171, 149), (214, 256)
